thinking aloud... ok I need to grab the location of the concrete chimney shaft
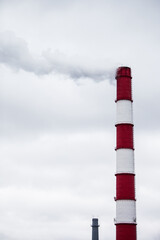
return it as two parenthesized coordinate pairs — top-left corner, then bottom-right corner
(115, 67), (137, 240)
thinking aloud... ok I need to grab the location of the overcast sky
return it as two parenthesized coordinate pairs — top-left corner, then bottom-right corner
(0, 0), (160, 240)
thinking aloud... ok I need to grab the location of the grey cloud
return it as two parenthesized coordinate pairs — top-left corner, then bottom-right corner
(0, 32), (116, 82)
(0, 233), (13, 240)
(0, 131), (114, 240)
(0, 64), (115, 139)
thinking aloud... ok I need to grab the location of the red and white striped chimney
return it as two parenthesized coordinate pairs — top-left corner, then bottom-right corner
(115, 67), (137, 240)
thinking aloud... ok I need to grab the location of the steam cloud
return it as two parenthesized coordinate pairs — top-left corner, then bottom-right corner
(0, 32), (116, 82)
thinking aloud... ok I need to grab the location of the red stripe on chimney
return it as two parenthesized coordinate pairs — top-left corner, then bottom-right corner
(116, 67), (132, 101)
(116, 224), (136, 240)
(116, 174), (135, 200)
(116, 124), (134, 149)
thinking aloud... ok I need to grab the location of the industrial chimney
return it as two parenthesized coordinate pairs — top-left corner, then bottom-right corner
(91, 218), (99, 240)
(115, 67), (137, 240)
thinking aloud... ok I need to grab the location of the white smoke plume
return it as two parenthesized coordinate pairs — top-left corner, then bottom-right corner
(0, 31), (116, 82)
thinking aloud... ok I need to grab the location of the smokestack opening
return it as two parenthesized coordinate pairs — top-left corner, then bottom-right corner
(116, 66), (132, 79)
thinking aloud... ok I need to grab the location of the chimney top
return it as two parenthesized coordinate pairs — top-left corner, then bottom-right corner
(115, 66), (132, 79)
(91, 218), (99, 227)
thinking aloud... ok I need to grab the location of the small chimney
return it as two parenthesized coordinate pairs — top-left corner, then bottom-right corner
(91, 218), (99, 240)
